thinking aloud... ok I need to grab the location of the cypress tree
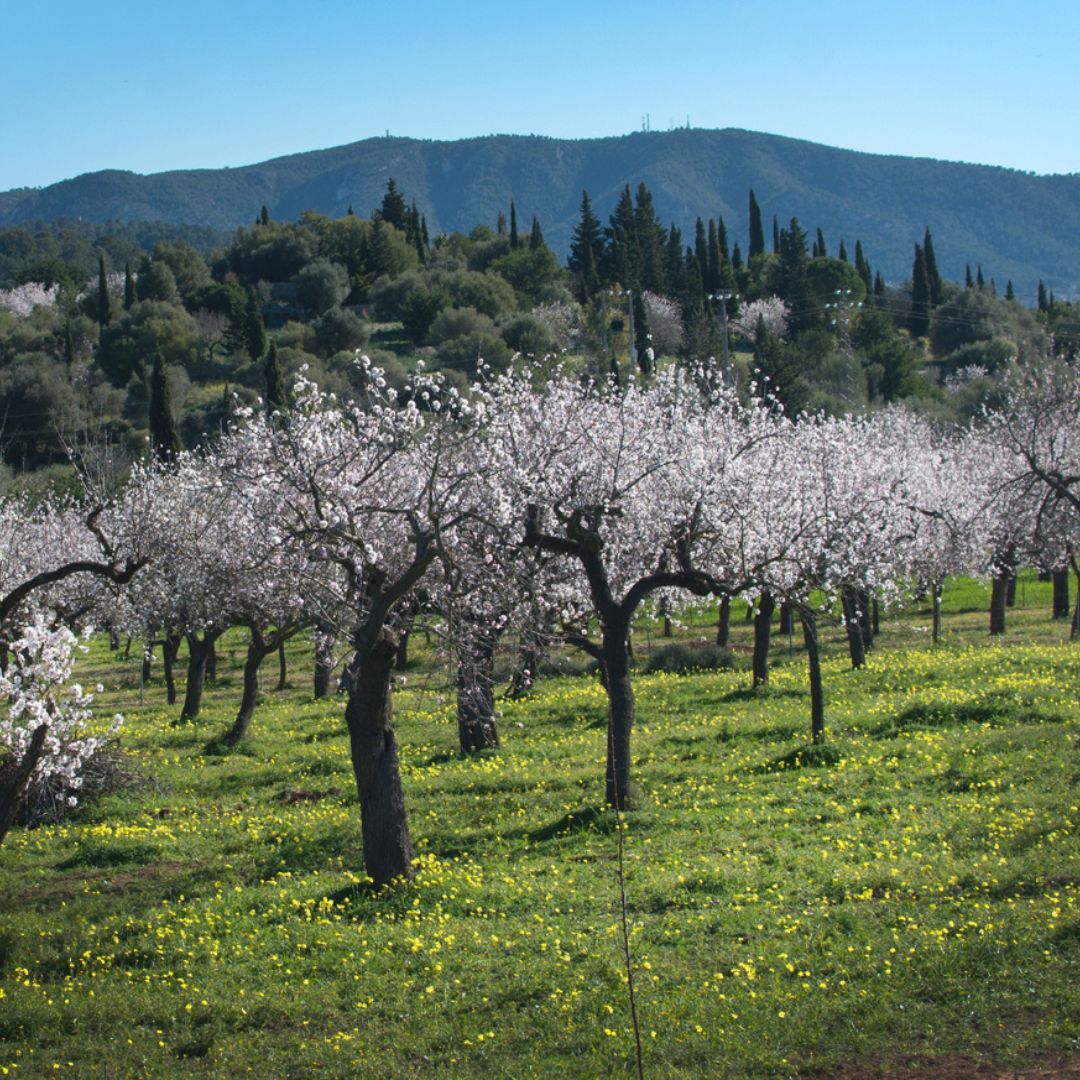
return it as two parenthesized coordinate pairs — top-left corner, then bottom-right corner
(874, 272), (885, 302)
(911, 243), (931, 338)
(976, 264), (985, 289)
(694, 218), (708, 285)
(838, 239), (848, 263)
(529, 215), (545, 251)
(665, 225), (685, 296)
(149, 351), (183, 464)
(244, 288), (267, 360)
(1005, 280), (1015, 301)
(772, 216), (781, 255)
(123, 261), (137, 309)
(748, 190), (765, 258)
(706, 219), (721, 293)
(717, 216), (730, 263)
(732, 242), (743, 272)
(260, 205), (270, 226)
(346, 205), (355, 216)
(264, 340), (288, 416)
(1038, 280), (1049, 311)
(965, 263), (975, 289)
(854, 240), (871, 290)
(815, 227), (827, 259)
(775, 217), (810, 327)
(96, 253), (111, 327)
(63, 318), (75, 377)
(923, 228), (943, 306)
(509, 202), (519, 249)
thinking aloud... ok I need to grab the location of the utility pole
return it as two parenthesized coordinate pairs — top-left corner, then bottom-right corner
(708, 291), (737, 386)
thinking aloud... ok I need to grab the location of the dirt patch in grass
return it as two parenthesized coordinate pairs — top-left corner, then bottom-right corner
(803, 1052), (1080, 1078)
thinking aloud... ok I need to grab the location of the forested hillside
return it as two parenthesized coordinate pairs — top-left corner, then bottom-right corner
(2, 129), (1078, 298)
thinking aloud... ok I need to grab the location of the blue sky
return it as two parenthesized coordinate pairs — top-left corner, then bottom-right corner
(4, 0), (1078, 191)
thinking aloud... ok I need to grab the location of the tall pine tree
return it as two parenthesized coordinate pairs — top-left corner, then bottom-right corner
(96, 253), (111, 327)
(568, 190), (603, 299)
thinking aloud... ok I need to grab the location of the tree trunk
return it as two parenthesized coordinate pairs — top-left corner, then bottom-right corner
(224, 632), (273, 745)
(931, 580), (943, 644)
(108, 626), (120, 650)
(752, 592), (775, 687)
(344, 628), (413, 887)
(859, 589), (874, 651)
(277, 640), (288, 691)
(205, 639), (218, 682)
(314, 624), (335, 699)
(660, 596), (673, 638)
(509, 635), (544, 698)
(871, 597), (880, 638)
(799, 608), (825, 744)
(602, 621), (635, 810)
(1005, 572), (1017, 608)
(716, 595), (731, 648)
(180, 631), (218, 722)
(457, 636), (499, 753)
(779, 602), (794, 636)
(141, 639), (153, 685)
(990, 573), (1009, 635)
(163, 633), (181, 706)
(841, 587), (866, 669)
(1053, 569), (1070, 620)
(0, 723), (48, 848)
(394, 625), (410, 671)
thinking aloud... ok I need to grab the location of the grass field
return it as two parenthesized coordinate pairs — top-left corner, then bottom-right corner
(1, 575), (1078, 1077)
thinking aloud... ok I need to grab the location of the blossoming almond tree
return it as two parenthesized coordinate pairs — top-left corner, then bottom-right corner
(215, 364), (489, 885)
(0, 613), (121, 846)
(484, 369), (759, 808)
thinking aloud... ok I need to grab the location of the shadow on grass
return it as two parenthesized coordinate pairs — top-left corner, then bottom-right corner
(719, 685), (804, 705)
(527, 804), (615, 843)
(874, 695), (1070, 737)
(757, 743), (842, 773)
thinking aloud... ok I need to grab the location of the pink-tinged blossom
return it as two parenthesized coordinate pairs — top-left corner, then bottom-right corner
(0, 611), (121, 832)
(0, 281), (58, 318)
(732, 296), (790, 341)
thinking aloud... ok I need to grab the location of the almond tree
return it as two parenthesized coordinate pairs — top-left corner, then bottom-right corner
(216, 363), (487, 885)
(485, 369), (758, 808)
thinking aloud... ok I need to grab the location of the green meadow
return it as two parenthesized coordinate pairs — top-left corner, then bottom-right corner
(1, 576), (1078, 1077)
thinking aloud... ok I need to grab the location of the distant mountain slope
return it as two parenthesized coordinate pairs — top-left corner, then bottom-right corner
(3, 129), (1078, 298)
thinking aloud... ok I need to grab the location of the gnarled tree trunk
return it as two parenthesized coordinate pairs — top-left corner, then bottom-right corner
(0, 723), (48, 847)
(799, 607), (825, 744)
(180, 630), (220, 722)
(841, 587), (866, 669)
(457, 633), (499, 753)
(716, 595), (731, 648)
(345, 627), (413, 887)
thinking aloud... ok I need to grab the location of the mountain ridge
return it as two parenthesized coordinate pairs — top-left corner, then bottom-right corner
(3, 129), (1078, 298)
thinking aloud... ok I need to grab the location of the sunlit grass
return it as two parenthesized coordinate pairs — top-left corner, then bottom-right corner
(0, 574), (1077, 1076)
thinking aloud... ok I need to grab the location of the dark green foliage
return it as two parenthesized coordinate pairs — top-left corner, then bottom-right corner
(149, 351), (182, 464)
(96, 253), (111, 327)
(243, 288), (267, 360)
(264, 340), (288, 415)
(528, 216), (545, 251)
(748, 189), (765, 258)
(911, 243), (932, 338)
(123, 262), (136, 309)
(398, 288), (449, 343)
(923, 228), (943, 306)
(312, 307), (368, 358)
(567, 190), (602, 300)
(642, 642), (736, 674)
(376, 179), (408, 231)
(509, 201), (519, 249)
(294, 258), (348, 316)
